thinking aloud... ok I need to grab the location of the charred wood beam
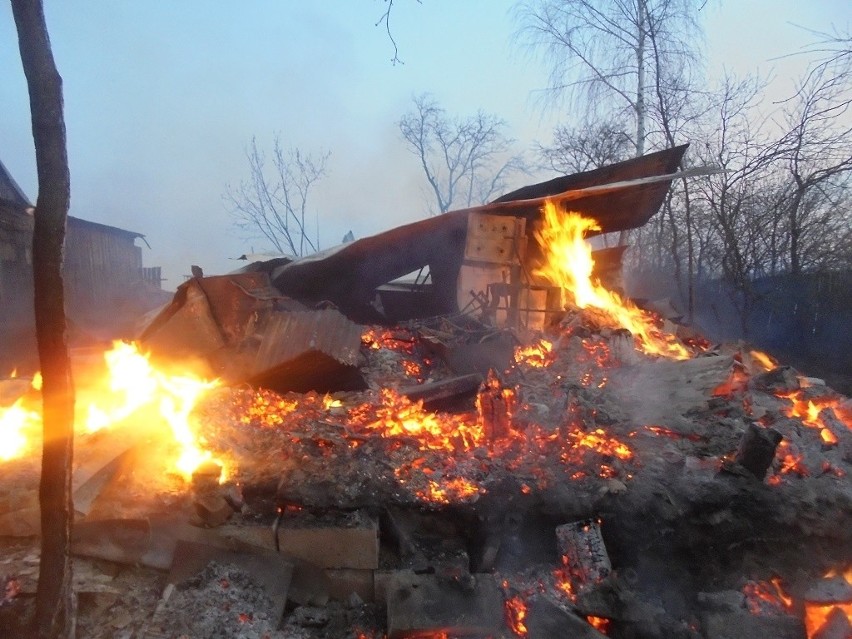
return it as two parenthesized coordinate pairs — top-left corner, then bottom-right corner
(733, 423), (784, 480)
(398, 373), (483, 411)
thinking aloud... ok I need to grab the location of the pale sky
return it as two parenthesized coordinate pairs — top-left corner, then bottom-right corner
(1, 1), (848, 290)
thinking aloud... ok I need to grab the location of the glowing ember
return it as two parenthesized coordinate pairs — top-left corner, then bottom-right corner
(743, 578), (794, 615)
(566, 428), (632, 463)
(586, 615), (611, 634)
(805, 567), (852, 638)
(641, 425), (705, 442)
(771, 440), (810, 480)
(533, 202), (690, 360)
(712, 362), (749, 397)
(361, 328), (416, 354)
(552, 565), (577, 602)
(401, 359), (423, 379)
(505, 594), (529, 637)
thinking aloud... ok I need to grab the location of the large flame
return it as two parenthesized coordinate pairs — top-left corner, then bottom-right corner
(534, 201), (689, 360)
(0, 397), (40, 461)
(0, 341), (221, 481)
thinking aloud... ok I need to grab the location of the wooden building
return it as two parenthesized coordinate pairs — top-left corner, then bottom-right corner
(0, 159), (163, 366)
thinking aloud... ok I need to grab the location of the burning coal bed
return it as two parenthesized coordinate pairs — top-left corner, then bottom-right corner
(1, 312), (851, 639)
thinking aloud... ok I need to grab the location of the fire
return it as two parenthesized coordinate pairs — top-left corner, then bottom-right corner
(749, 350), (776, 371)
(777, 390), (849, 444)
(0, 341), (222, 481)
(712, 362), (750, 397)
(417, 477), (481, 505)
(354, 388), (484, 451)
(586, 615), (611, 633)
(514, 339), (554, 368)
(362, 327), (416, 354)
(770, 440), (810, 482)
(563, 428), (633, 470)
(805, 567), (852, 638)
(401, 359), (422, 379)
(533, 202), (690, 360)
(505, 594), (529, 637)
(0, 396), (40, 461)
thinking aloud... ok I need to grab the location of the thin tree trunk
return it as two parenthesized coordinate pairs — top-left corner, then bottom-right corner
(620, 0), (647, 247)
(10, 1), (76, 637)
(681, 177), (695, 323)
(635, 0), (647, 158)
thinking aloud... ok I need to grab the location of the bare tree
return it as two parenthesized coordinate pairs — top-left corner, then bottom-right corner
(224, 135), (330, 257)
(399, 93), (527, 215)
(11, 0), (76, 636)
(516, 0), (703, 157)
(692, 73), (782, 334)
(774, 64), (852, 275)
(537, 120), (633, 173)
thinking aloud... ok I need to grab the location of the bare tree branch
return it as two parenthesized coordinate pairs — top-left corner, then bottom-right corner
(399, 94), (528, 215)
(224, 135), (330, 256)
(515, 0), (704, 156)
(374, 0), (422, 65)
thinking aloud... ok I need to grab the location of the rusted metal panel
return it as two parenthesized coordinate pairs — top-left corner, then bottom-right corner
(254, 309), (362, 370)
(249, 309), (366, 393)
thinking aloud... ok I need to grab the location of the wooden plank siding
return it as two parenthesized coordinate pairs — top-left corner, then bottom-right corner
(0, 206), (159, 331)
(0, 204), (35, 328)
(64, 217), (145, 320)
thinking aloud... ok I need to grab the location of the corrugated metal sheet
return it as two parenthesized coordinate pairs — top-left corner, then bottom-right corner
(253, 309), (362, 372)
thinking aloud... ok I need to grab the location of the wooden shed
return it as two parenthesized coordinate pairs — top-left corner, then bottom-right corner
(0, 159), (163, 364)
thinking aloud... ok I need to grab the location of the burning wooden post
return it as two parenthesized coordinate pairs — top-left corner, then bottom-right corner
(555, 519), (612, 593)
(476, 369), (515, 444)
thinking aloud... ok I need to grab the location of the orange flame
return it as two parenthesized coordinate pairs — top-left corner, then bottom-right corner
(749, 350), (776, 372)
(0, 398), (40, 461)
(534, 202), (689, 360)
(416, 477), (481, 505)
(0, 341), (222, 481)
(355, 388), (484, 452)
(586, 615), (611, 634)
(777, 390), (849, 443)
(514, 339), (555, 368)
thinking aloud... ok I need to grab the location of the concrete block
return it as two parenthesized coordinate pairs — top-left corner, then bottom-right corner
(385, 572), (503, 638)
(275, 511), (379, 569)
(325, 568), (375, 602)
(701, 609), (805, 639)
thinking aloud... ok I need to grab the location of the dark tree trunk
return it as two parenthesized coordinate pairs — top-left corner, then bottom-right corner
(10, 1), (76, 637)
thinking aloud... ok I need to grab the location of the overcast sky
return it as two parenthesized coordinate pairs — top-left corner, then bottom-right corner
(1, 1), (847, 290)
